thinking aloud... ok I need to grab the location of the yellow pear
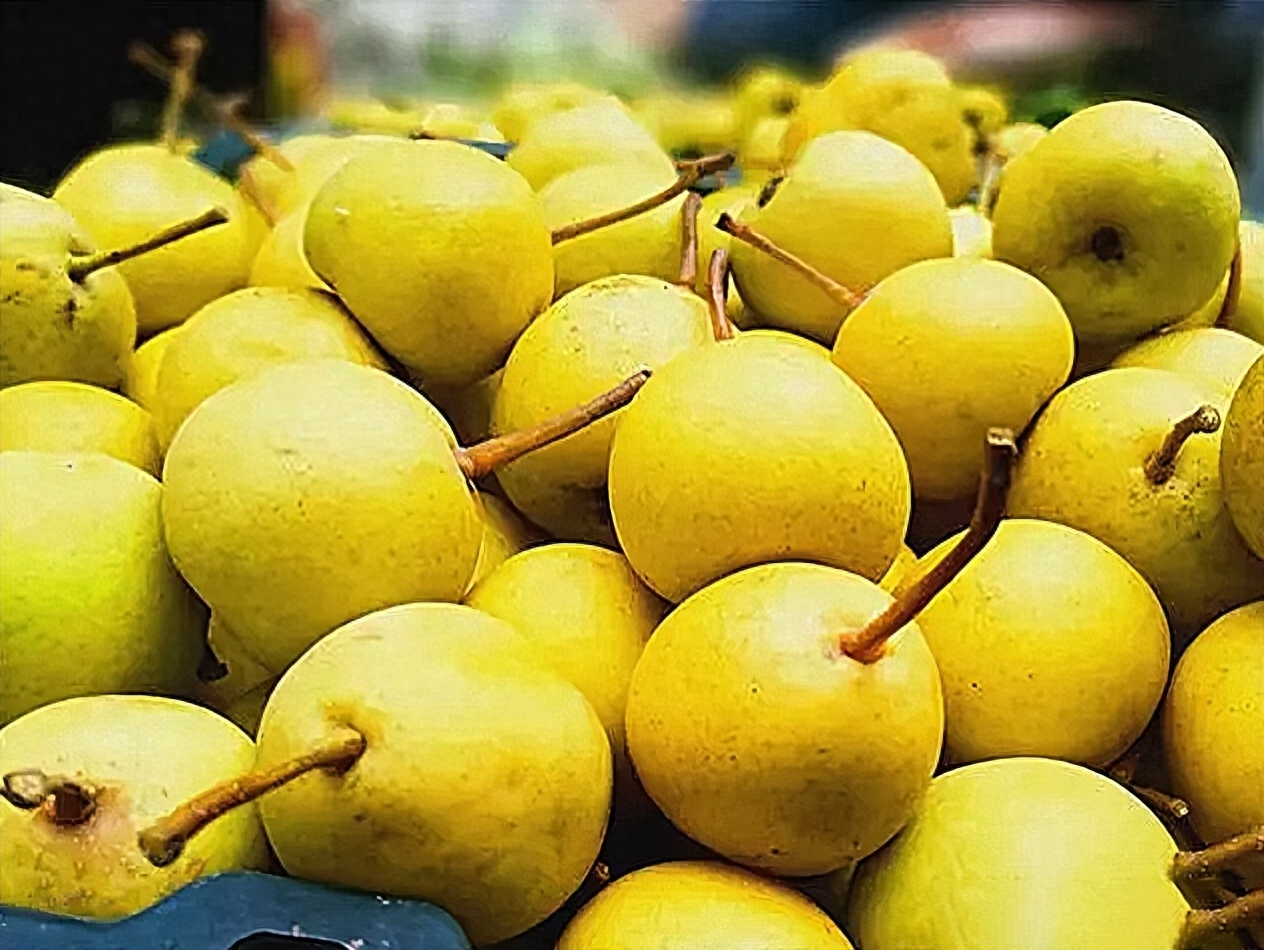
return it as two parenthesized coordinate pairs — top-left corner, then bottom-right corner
(1221, 355), (1264, 558)
(425, 368), (503, 447)
(492, 276), (711, 542)
(0, 451), (206, 724)
(1226, 219), (1264, 342)
(958, 85), (1009, 139)
(992, 101), (1239, 347)
(1167, 265), (1232, 332)
(949, 205), (993, 258)
(557, 861), (854, 950)
(305, 139), (553, 386)
(239, 133), (399, 223)
(152, 286), (385, 449)
(0, 695), (269, 918)
(833, 257), (1073, 501)
(1112, 328), (1262, 403)
(54, 145), (265, 334)
(247, 207), (325, 291)
(732, 64), (803, 140)
(193, 613), (275, 727)
(467, 491), (543, 590)
(879, 543), (918, 593)
(635, 92), (737, 156)
(416, 102), (504, 142)
(0, 381), (159, 476)
(740, 116), (791, 182)
(505, 97), (674, 191)
(729, 131), (952, 344)
(122, 325), (182, 412)
(695, 183), (762, 298)
(1162, 601), (1264, 843)
(491, 82), (602, 143)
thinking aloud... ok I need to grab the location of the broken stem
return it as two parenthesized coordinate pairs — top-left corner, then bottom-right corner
(160, 31), (204, 152)
(678, 192), (702, 288)
(715, 212), (865, 310)
(1174, 826), (1264, 881)
(838, 429), (1017, 663)
(1180, 890), (1264, 949)
(454, 370), (650, 481)
(138, 727), (366, 868)
(1144, 405), (1221, 485)
(707, 248), (736, 341)
(551, 153), (735, 245)
(67, 207), (229, 282)
(2, 770), (97, 825)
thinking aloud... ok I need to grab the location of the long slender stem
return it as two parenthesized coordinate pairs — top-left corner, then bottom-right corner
(715, 213), (865, 310)
(1217, 242), (1244, 326)
(454, 370), (650, 481)
(1144, 405), (1221, 485)
(138, 728), (366, 868)
(707, 248), (736, 342)
(160, 31), (204, 152)
(551, 153), (735, 245)
(1181, 890), (1264, 949)
(838, 429), (1017, 663)
(1174, 826), (1264, 881)
(678, 192), (702, 288)
(67, 207), (229, 282)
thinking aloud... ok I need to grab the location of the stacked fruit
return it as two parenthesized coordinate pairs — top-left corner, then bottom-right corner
(1, 36), (1262, 950)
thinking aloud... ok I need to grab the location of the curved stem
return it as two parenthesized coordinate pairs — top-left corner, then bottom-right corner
(715, 213), (865, 310)
(838, 429), (1017, 663)
(67, 207), (229, 282)
(1174, 826), (1264, 881)
(707, 248), (736, 342)
(1144, 405), (1221, 485)
(1217, 242), (1244, 327)
(2, 770), (97, 825)
(1180, 890), (1264, 949)
(160, 31), (204, 152)
(677, 192), (702, 288)
(138, 728), (366, 868)
(551, 153), (735, 245)
(454, 370), (650, 481)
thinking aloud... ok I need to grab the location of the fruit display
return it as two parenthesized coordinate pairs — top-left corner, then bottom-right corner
(1, 28), (1262, 950)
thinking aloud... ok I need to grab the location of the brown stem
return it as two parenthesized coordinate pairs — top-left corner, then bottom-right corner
(454, 370), (650, 481)
(551, 153), (736, 245)
(1181, 890), (1264, 949)
(67, 207), (229, 282)
(976, 154), (1003, 217)
(1217, 242), (1244, 327)
(237, 165), (279, 226)
(677, 192), (702, 288)
(715, 213), (865, 310)
(1144, 405), (1221, 485)
(1174, 826), (1264, 881)
(2, 770), (97, 825)
(160, 31), (204, 152)
(707, 248), (736, 341)
(838, 428), (1017, 663)
(138, 727), (366, 868)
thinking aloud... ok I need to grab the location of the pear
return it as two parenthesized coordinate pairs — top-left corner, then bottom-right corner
(247, 207), (325, 291)
(1225, 220), (1264, 343)
(1221, 355), (1264, 558)
(193, 613), (276, 735)
(635, 92), (737, 156)
(505, 97), (674, 191)
(625, 433), (1012, 875)
(1008, 367), (1264, 641)
(784, 48), (976, 204)
(0, 695), (268, 917)
(0, 451), (205, 724)
(848, 757), (1264, 950)
(832, 257), (1073, 501)
(136, 602), (613, 947)
(694, 183), (762, 298)
(491, 82), (602, 144)
(238, 133), (398, 223)
(492, 275), (711, 543)
(0, 381), (159, 476)
(740, 116), (791, 183)
(879, 543), (918, 593)
(911, 518), (1170, 767)
(1169, 266), (1232, 332)
(1112, 328), (1261, 403)
(54, 145), (265, 334)
(949, 205), (993, 258)
(732, 64), (802, 141)
(992, 101), (1239, 347)
(728, 131), (952, 344)
(467, 491), (544, 590)
(162, 358), (647, 675)
(1162, 601), (1264, 845)
(556, 861), (854, 950)
(152, 286), (386, 450)
(415, 101), (504, 142)
(465, 542), (665, 798)
(426, 368), (504, 447)
(122, 324), (182, 412)
(304, 139), (554, 387)
(958, 85), (1009, 142)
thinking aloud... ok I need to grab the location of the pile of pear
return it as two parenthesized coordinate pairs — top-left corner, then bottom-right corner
(1, 39), (1263, 950)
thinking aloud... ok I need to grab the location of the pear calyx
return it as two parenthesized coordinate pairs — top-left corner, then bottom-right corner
(715, 212), (865, 310)
(138, 727), (366, 868)
(1144, 405), (1221, 485)
(1173, 825), (1264, 881)
(454, 369), (650, 481)
(1180, 889), (1264, 949)
(67, 206), (230, 282)
(838, 428), (1017, 664)
(2, 769), (98, 825)
(678, 192), (703, 289)
(1090, 226), (1126, 263)
(707, 248), (736, 342)
(550, 153), (736, 245)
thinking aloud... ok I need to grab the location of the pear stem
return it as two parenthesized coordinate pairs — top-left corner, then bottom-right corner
(2, 770), (97, 825)
(237, 164), (279, 226)
(715, 213), (865, 310)
(1144, 405), (1221, 485)
(550, 153), (736, 245)
(138, 727), (366, 868)
(838, 429), (1017, 663)
(1180, 890), (1264, 949)
(67, 207), (229, 282)
(707, 248), (736, 342)
(160, 31), (204, 152)
(976, 154), (1003, 217)
(1174, 826), (1264, 881)
(677, 192), (702, 288)
(454, 370), (650, 481)
(1217, 242), (1244, 326)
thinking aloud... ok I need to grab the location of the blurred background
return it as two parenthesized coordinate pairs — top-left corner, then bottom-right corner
(2, 0), (1263, 211)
